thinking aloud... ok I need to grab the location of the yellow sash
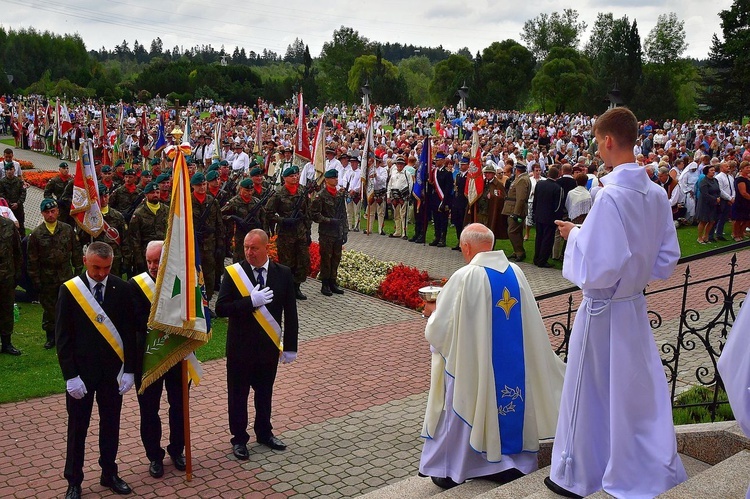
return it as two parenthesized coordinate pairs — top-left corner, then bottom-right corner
(133, 272), (203, 385)
(225, 262), (283, 351)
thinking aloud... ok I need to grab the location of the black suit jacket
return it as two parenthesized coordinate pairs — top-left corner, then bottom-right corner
(127, 274), (154, 381)
(216, 260), (298, 363)
(533, 179), (565, 224)
(56, 273), (137, 387)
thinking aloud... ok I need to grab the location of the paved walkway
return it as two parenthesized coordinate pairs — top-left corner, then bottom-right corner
(2, 144), (749, 498)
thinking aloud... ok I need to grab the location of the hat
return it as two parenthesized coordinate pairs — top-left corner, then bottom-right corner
(234, 142), (244, 148)
(460, 155), (471, 164)
(101, 165), (113, 173)
(325, 147), (336, 154)
(515, 163), (527, 172)
(350, 155), (360, 163)
(141, 170), (153, 177)
(40, 198), (58, 211)
(206, 170), (219, 181)
(239, 178), (253, 189)
(190, 172), (206, 185)
(324, 169), (338, 178)
(219, 160), (229, 167)
(435, 152), (447, 159)
(123, 168), (136, 176)
(143, 182), (159, 194)
(396, 156), (406, 164)
(156, 174), (170, 184)
(3, 162), (13, 170)
(59, 162), (69, 169)
(282, 166), (297, 177)
(282, 146), (293, 153)
(208, 163), (220, 172)
(150, 158), (161, 166)
(114, 159), (125, 168)
(98, 184), (109, 195)
(185, 155), (195, 165)
(482, 164), (496, 174)
(95, 160), (101, 166)
(250, 167), (264, 177)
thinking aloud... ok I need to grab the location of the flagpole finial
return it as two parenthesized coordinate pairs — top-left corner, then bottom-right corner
(170, 126), (184, 142)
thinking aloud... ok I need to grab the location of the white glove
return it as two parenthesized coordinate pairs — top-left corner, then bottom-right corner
(250, 283), (274, 308)
(66, 376), (87, 399)
(279, 351), (297, 364)
(119, 373), (135, 395)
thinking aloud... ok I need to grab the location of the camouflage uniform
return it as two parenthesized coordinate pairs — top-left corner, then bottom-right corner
(222, 194), (267, 263)
(109, 184), (143, 220)
(0, 175), (26, 234)
(27, 221), (82, 345)
(266, 185), (311, 285)
(310, 187), (348, 282)
(129, 202), (168, 273)
(192, 193), (224, 301)
(83, 207), (129, 278)
(44, 175), (74, 226)
(0, 217), (22, 351)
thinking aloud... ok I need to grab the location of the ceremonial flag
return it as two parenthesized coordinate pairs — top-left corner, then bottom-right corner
(413, 136), (431, 210)
(153, 112), (167, 153)
(53, 98), (60, 153)
(361, 105), (375, 202)
(465, 130), (484, 206)
(71, 140), (120, 243)
(101, 105), (112, 166)
(212, 121), (221, 162)
(253, 113), (262, 155)
(143, 142), (211, 392)
(59, 101), (72, 136)
(294, 92), (311, 163)
(311, 118), (326, 184)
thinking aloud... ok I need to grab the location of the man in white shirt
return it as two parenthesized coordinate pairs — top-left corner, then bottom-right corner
(343, 155), (362, 232)
(712, 160), (736, 241)
(203, 136), (216, 167)
(387, 156), (411, 239)
(231, 143), (250, 173)
(366, 156), (388, 235)
(324, 147), (343, 178)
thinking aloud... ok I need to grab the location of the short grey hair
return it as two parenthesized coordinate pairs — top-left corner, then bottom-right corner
(146, 240), (164, 254)
(86, 241), (113, 259)
(460, 223), (495, 248)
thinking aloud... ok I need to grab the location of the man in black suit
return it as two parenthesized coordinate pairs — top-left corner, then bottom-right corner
(56, 242), (137, 499)
(532, 167), (565, 268)
(216, 228), (299, 460)
(130, 240), (186, 479)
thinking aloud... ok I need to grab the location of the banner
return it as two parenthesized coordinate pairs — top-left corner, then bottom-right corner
(294, 92), (311, 163)
(466, 130), (484, 206)
(311, 118), (326, 184)
(413, 136), (431, 209)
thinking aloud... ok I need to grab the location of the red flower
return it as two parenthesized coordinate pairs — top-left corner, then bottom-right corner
(377, 264), (432, 310)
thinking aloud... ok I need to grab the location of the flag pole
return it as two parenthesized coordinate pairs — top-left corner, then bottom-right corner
(182, 359), (193, 481)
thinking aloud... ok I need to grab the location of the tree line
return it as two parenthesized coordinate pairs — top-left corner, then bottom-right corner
(1, 2), (749, 122)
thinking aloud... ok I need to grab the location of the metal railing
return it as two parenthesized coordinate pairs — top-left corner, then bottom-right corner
(535, 239), (750, 421)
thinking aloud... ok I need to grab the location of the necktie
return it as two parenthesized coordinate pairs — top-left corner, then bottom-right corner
(255, 267), (265, 287)
(94, 282), (104, 305)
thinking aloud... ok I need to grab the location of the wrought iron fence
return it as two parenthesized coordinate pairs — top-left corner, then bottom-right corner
(535, 240), (750, 422)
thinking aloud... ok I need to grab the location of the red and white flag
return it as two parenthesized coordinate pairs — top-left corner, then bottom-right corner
(311, 118), (326, 184)
(59, 101), (73, 136)
(465, 130), (484, 206)
(71, 139), (119, 243)
(294, 92), (311, 163)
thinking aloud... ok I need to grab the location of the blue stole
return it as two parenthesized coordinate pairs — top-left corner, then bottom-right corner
(485, 266), (525, 455)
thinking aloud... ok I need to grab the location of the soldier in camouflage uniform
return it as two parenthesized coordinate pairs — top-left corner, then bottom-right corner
(44, 162), (74, 226)
(266, 166), (311, 300)
(91, 184), (129, 277)
(27, 198), (82, 349)
(129, 182), (168, 273)
(190, 172), (224, 301)
(157, 173), (172, 207)
(109, 168), (143, 221)
(311, 169), (348, 296)
(0, 215), (22, 355)
(222, 176), (267, 263)
(0, 161), (27, 234)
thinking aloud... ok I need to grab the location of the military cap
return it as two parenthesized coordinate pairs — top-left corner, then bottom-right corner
(482, 164), (496, 174)
(249, 159), (259, 168)
(155, 173), (170, 184)
(40, 198), (58, 211)
(208, 163), (220, 172)
(123, 168), (136, 176)
(282, 166), (297, 177)
(460, 155), (471, 164)
(435, 152), (447, 159)
(250, 167), (264, 177)
(141, 170), (153, 177)
(98, 184), (109, 195)
(59, 162), (69, 169)
(143, 182), (159, 194)
(239, 178), (253, 189)
(324, 169), (338, 179)
(4, 162), (13, 170)
(515, 163), (527, 172)
(219, 160), (229, 167)
(190, 172), (206, 185)
(206, 170), (219, 181)
(150, 157), (161, 166)
(101, 165), (113, 173)
(114, 159), (125, 167)
(185, 155), (196, 165)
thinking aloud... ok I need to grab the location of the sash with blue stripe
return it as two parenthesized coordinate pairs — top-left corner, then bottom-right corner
(485, 267), (525, 455)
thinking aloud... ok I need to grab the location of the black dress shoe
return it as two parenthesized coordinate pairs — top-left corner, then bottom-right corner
(1, 343), (21, 355)
(536, 262), (553, 268)
(149, 459), (164, 478)
(295, 286), (307, 300)
(100, 474), (132, 495)
(258, 435), (286, 450)
(44, 339), (55, 349)
(380, 230), (386, 235)
(402, 235), (408, 240)
(388, 233), (397, 238)
(431, 476), (461, 489)
(232, 444), (249, 460)
(329, 281), (344, 294)
(451, 245), (461, 251)
(65, 484), (82, 499)
(717, 235), (728, 241)
(170, 453), (186, 471)
(481, 467), (525, 484)
(544, 476), (582, 498)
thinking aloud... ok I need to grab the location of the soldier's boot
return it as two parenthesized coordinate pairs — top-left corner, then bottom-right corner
(429, 235), (440, 246)
(436, 231), (446, 247)
(329, 279), (344, 295)
(44, 331), (55, 350)
(0, 335), (21, 356)
(321, 280), (333, 297)
(295, 284), (307, 301)
(413, 232), (426, 244)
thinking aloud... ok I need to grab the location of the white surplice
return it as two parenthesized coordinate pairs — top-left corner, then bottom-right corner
(550, 162), (687, 498)
(420, 251), (566, 483)
(717, 290), (750, 499)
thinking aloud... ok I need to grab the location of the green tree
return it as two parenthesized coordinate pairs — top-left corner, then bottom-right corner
(348, 52), (406, 104)
(398, 56), (433, 106)
(429, 54), (473, 106)
(531, 47), (594, 113)
(317, 26), (371, 103)
(521, 9), (588, 62)
(477, 40), (535, 109)
(644, 12), (688, 65)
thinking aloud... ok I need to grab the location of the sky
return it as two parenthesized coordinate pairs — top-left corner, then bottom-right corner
(2, 0), (733, 61)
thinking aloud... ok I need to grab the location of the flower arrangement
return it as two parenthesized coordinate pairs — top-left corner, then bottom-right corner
(336, 250), (395, 295)
(23, 171), (57, 189)
(18, 160), (34, 170)
(267, 234), (279, 263)
(378, 264), (432, 309)
(308, 242), (320, 278)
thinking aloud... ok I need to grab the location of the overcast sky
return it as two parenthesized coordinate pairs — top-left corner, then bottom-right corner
(2, 0), (732, 60)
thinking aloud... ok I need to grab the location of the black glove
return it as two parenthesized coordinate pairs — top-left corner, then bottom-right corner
(282, 217), (297, 227)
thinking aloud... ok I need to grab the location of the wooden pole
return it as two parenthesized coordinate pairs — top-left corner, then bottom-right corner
(181, 359), (192, 481)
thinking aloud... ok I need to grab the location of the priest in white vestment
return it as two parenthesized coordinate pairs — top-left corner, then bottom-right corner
(549, 107), (687, 499)
(419, 223), (566, 488)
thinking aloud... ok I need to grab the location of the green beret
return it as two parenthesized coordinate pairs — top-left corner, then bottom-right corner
(150, 158), (160, 166)
(114, 159), (125, 167)
(249, 159), (259, 168)
(98, 184), (108, 195)
(123, 168), (136, 176)
(59, 162), (69, 169)
(4, 162), (13, 170)
(206, 170), (219, 181)
(190, 172), (206, 185)
(40, 198), (58, 211)
(212, 159), (220, 165)
(141, 170), (153, 177)
(324, 169), (338, 179)
(239, 178), (253, 189)
(282, 166), (297, 177)
(101, 165), (113, 173)
(155, 174), (170, 184)
(208, 163), (220, 172)
(250, 167), (263, 177)
(143, 182), (159, 194)
(185, 155), (195, 165)
(219, 160), (229, 167)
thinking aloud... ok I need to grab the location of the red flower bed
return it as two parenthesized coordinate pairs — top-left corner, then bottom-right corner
(378, 264), (432, 309)
(267, 235), (320, 278)
(23, 171), (57, 189)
